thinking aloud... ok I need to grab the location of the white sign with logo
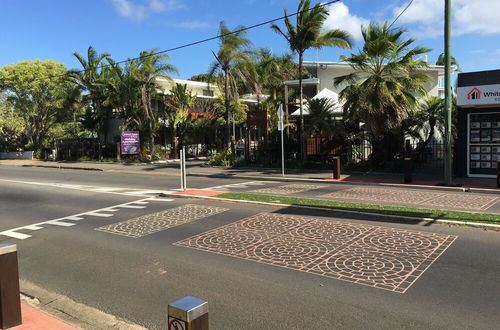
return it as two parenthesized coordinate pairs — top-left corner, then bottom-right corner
(457, 84), (500, 107)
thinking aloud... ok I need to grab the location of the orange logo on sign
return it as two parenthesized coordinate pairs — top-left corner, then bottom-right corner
(467, 88), (481, 100)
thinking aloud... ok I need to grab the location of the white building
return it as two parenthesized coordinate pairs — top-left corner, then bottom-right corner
(285, 61), (445, 116)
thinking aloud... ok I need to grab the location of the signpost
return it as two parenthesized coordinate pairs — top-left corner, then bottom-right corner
(180, 146), (187, 191)
(168, 296), (208, 330)
(278, 104), (285, 177)
(120, 131), (140, 155)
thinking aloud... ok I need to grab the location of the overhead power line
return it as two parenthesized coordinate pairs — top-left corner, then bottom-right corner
(30, 0), (341, 83)
(389, 0), (415, 29)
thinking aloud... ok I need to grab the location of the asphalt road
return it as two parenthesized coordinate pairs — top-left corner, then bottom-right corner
(1, 166), (499, 329)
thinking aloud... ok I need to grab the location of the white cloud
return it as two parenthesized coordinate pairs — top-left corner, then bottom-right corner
(324, 3), (369, 41)
(111, 0), (184, 23)
(170, 20), (211, 29)
(391, 0), (500, 37)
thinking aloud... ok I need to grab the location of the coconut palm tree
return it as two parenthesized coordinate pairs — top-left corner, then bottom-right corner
(131, 49), (177, 155)
(164, 83), (196, 158)
(271, 0), (353, 159)
(68, 46), (111, 138)
(209, 21), (253, 150)
(334, 22), (431, 164)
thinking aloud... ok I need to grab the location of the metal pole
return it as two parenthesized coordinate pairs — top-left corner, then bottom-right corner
(444, 0), (453, 185)
(281, 123), (285, 177)
(182, 146), (187, 191)
(179, 147), (186, 191)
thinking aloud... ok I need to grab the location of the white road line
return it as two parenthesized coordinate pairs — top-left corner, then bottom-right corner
(85, 212), (114, 217)
(204, 181), (275, 191)
(1, 231), (31, 239)
(0, 197), (169, 240)
(0, 178), (178, 197)
(46, 220), (76, 227)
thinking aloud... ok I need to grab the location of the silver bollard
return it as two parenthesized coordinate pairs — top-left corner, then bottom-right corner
(0, 244), (22, 329)
(168, 296), (208, 330)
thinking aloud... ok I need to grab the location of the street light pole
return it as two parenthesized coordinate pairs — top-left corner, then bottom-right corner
(444, 0), (453, 185)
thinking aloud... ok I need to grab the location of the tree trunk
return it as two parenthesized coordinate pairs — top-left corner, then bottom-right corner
(298, 53), (305, 160)
(224, 71), (231, 151)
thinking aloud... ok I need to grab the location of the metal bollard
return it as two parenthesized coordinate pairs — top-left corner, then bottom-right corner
(168, 296), (208, 330)
(0, 244), (22, 329)
(332, 156), (341, 180)
(497, 161), (500, 189)
(404, 157), (412, 184)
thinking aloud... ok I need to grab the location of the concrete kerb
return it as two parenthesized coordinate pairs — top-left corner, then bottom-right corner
(169, 193), (500, 231)
(21, 164), (104, 172)
(20, 280), (147, 330)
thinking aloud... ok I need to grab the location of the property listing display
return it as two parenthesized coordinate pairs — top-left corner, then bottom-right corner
(469, 113), (500, 175)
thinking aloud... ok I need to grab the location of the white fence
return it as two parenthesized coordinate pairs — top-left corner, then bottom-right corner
(0, 151), (34, 160)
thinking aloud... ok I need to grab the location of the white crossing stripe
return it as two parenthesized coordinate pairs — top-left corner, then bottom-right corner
(64, 216), (84, 221)
(1, 231), (31, 240)
(24, 225), (44, 230)
(85, 212), (114, 217)
(46, 220), (76, 227)
(119, 205), (146, 209)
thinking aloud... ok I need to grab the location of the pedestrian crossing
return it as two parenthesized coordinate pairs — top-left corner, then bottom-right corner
(0, 197), (173, 240)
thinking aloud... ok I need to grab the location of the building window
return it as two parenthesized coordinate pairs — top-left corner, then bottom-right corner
(203, 89), (214, 97)
(438, 78), (445, 88)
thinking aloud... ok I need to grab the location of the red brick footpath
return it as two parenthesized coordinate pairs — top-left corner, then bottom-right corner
(11, 303), (76, 330)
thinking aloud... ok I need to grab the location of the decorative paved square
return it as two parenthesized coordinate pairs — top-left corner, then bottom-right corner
(321, 187), (445, 205)
(174, 213), (457, 293)
(95, 204), (228, 238)
(321, 187), (499, 211)
(251, 184), (327, 195)
(423, 193), (499, 210)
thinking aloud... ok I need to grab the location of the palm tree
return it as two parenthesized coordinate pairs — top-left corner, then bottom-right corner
(305, 97), (338, 136)
(68, 46), (111, 139)
(131, 49), (177, 155)
(405, 96), (445, 149)
(164, 83), (195, 158)
(436, 53), (461, 72)
(271, 0), (353, 159)
(334, 22), (431, 164)
(209, 21), (252, 150)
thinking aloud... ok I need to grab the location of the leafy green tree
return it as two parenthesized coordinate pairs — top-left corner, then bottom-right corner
(209, 21), (253, 149)
(0, 60), (77, 150)
(131, 49), (177, 154)
(164, 83), (195, 158)
(271, 0), (353, 159)
(334, 22), (430, 164)
(0, 96), (24, 151)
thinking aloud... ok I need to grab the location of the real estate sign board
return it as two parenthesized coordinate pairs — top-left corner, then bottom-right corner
(121, 131), (140, 155)
(457, 84), (500, 107)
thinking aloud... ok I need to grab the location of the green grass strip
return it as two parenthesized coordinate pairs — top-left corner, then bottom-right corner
(218, 192), (500, 224)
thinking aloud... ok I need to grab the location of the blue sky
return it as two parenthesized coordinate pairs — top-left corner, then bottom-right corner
(1, 0), (500, 79)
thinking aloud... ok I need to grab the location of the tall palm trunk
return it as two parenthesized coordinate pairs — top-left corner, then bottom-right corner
(298, 52), (305, 160)
(224, 70), (231, 150)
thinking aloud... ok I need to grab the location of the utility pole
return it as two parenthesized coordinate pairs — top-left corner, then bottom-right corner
(444, 0), (453, 185)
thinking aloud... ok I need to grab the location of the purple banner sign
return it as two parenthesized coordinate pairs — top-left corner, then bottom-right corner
(120, 131), (140, 155)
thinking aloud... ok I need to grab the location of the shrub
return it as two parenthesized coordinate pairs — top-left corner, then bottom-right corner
(207, 148), (233, 166)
